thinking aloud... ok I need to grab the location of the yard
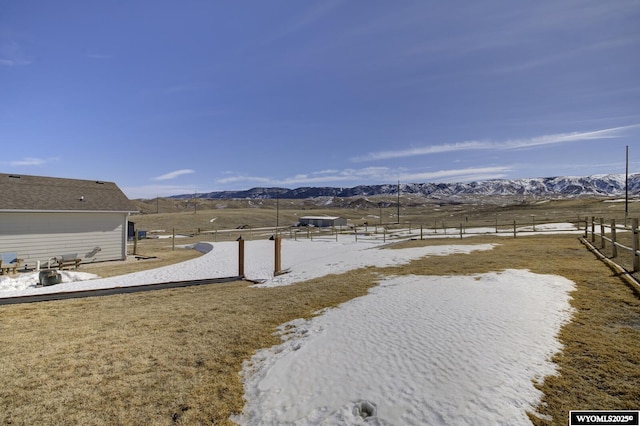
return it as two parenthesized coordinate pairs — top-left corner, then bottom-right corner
(0, 233), (638, 425)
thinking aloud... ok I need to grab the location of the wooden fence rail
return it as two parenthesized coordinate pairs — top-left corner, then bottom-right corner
(586, 216), (640, 272)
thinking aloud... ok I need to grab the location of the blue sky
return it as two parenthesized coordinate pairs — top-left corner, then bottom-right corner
(1, 1), (639, 199)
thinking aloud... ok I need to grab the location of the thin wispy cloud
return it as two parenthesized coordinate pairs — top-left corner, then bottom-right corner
(0, 58), (29, 66)
(279, 167), (389, 186)
(122, 184), (202, 199)
(216, 166), (512, 188)
(215, 175), (271, 185)
(10, 157), (48, 166)
(490, 36), (640, 75)
(244, 0), (343, 50)
(153, 169), (195, 181)
(0, 41), (32, 66)
(353, 125), (640, 162)
(215, 168), (386, 187)
(397, 166), (511, 183)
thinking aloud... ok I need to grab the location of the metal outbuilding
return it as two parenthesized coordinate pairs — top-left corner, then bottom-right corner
(298, 216), (347, 228)
(0, 173), (137, 269)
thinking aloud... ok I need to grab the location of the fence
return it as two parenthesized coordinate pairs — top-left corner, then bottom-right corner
(585, 217), (640, 273)
(139, 216), (588, 248)
(174, 218), (598, 279)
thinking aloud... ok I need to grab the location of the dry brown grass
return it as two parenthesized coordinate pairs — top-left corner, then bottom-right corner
(0, 269), (381, 425)
(1, 233), (639, 425)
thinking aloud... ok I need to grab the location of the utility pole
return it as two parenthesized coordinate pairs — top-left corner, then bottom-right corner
(625, 145), (629, 225)
(397, 180), (400, 224)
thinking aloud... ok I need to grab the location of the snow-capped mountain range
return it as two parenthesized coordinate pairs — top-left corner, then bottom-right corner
(172, 173), (640, 200)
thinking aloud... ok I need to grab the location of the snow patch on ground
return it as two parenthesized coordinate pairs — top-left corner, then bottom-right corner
(233, 270), (575, 425)
(0, 271), (99, 293)
(0, 240), (495, 297)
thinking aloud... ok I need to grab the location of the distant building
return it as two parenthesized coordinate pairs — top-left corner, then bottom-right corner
(298, 216), (347, 228)
(0, 173), (137, 268)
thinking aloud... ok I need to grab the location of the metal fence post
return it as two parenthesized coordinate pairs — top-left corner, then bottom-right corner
(611, 219), (617, 258)
(632, 218), (639, 273)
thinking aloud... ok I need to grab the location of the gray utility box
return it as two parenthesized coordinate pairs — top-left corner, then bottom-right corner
(39, 270), (62, 286)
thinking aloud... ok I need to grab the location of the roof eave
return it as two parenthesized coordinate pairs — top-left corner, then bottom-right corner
(0, 209), (139, 214)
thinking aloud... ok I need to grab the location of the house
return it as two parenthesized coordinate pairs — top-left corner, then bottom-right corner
(0, 173), (137, 269)
(298, 216), (347, 228)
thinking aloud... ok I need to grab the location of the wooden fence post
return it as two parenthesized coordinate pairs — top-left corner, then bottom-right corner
(460, 223), (463, 239)
(611, 219), (617, 258)
(172, 228), (175, 251)
(585, 217), (590, 240)
(420, 225), (423, 241)
(238, 237), (245, 277)
(591, 217), (595, 243)
(274, 236), (281, 276)
(600, 218), (606, 249)
(632, 218), (639, 273)
(133, 230), (138, 255)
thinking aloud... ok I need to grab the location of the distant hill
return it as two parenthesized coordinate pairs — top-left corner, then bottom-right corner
(169, 173), (640, 200)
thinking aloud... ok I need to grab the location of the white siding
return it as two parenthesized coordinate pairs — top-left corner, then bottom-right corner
(0, 212), (127, 267)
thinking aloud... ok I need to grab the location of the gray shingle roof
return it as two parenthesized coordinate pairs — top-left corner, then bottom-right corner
(0, 173), (137, 212)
